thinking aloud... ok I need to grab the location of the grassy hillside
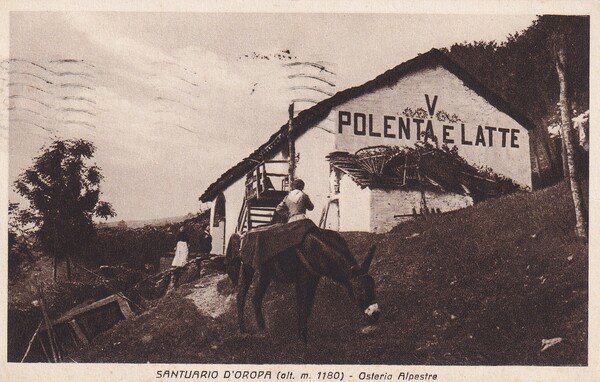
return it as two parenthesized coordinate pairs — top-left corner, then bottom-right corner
(73, 180), (587, 365)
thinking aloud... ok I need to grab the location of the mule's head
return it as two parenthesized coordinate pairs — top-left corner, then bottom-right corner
(347, 245), (380, 323)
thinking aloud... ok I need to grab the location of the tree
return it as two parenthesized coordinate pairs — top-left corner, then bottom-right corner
(14, 139), (116, 281)
(443, 15), (589, 185)
(553, 32), (587, 239)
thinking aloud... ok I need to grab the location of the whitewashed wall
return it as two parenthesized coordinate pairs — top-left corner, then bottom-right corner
(338, 174), (371, 232)
(424, 190), (472, 212)
(324, 65), (532, 188)
(370, 189), (421, 233)
(369, 188), (473, 233)
(223, 176), (246, 253)
(293, 127), (336, 224)
(209, 199), (226, 255)
(208, 176), (246, 256)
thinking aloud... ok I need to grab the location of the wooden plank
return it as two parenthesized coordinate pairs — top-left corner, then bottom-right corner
(256, 166), (263, 195)
(247, 199), (253, 230)
(36, 281), (60, 362)
(249, 211), (274, 217)
(236, 198), (247, 233)
(245, 190), (257, 200)
(68, 320), (89, 346)
(38, 336), (51, 362)
(264, 173), (287, 177)
(20, 321), (42, 362)
(116, 295), (135, 319)
(250, 218), (273, 223)
(51, 295), (121, 325)
(319, 204), (327, 228)
(249, 206), (277, 211)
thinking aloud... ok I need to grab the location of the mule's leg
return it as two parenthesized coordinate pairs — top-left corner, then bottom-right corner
(294, 275), (320, 342)
(304, 277), (319, 322)
(295, 279), (310, 342)
(236, 263), (254, 334)
(252, 270), (271, 330)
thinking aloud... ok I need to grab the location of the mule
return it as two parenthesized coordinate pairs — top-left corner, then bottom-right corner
(226, 229), (380, 342)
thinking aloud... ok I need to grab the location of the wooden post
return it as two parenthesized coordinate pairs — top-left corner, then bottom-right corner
(116, 295), (135, 319)
(38, 336), (51, 362)
(256, 165), (262, 197)
(68, 320), (89, 346)
(20, 321), (42, 362)
(288, 103), (295, 186)
(36, 281), (60, 362)
(246, 200), (252, 231)
(416, 154), (428, 216)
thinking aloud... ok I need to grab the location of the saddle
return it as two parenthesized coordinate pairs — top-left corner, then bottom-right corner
(239, 219), (317, 269)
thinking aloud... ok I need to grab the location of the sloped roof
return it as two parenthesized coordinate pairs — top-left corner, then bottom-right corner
(199, 48), (536, 202)
(327, 147), (522, 202)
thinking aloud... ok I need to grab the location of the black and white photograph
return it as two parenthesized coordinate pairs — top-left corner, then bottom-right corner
(1, 2), (597, 381)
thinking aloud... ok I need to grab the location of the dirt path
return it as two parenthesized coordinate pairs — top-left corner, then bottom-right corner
(185, 273), (235, 319)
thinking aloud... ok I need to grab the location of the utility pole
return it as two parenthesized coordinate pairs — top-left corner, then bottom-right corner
(287, 102), (295, 186)
(554, 33), (587, 239)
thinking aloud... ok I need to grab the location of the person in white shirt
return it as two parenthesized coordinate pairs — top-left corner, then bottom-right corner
(276, 178), (314, 223)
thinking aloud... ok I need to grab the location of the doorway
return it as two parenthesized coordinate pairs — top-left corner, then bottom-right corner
(212, 192), (226, 255)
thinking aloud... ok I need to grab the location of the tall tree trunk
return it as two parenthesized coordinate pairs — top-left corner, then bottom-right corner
(554, 36), (587, 239)
(537, 124), (562, 181)
(561, 132), (569, 178)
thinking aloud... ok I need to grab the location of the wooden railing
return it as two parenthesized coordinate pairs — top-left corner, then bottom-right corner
(237, 160), (290, 234)
(236, 198), (247, 234)
(244, 160), (289, 200)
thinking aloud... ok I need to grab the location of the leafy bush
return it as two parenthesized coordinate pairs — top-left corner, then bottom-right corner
(88, 211), (210, 269)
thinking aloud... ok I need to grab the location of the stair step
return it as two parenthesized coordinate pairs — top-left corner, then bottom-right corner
(250, 218), (273, 224)
(250, 211), (274, 217)
(250, 206), (278, 211)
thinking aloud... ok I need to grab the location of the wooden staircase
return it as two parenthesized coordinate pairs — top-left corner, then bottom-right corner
(236, 160), (289, 234)
(238, 202), (280, 232)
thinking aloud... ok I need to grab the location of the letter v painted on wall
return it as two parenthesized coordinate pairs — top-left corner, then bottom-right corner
(425, 94), (438, 116)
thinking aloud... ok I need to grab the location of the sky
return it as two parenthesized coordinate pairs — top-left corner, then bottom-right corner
(6, 12), (537, 221)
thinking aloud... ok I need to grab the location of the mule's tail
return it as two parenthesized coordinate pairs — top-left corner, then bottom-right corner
(225, 233), (242, 286)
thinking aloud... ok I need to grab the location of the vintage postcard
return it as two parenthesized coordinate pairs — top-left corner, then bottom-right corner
(1, 1), (598, 381)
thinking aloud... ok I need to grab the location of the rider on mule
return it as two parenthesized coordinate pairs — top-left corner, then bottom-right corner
(276, 178), (314, 223)
(227, 178), (380, 342)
